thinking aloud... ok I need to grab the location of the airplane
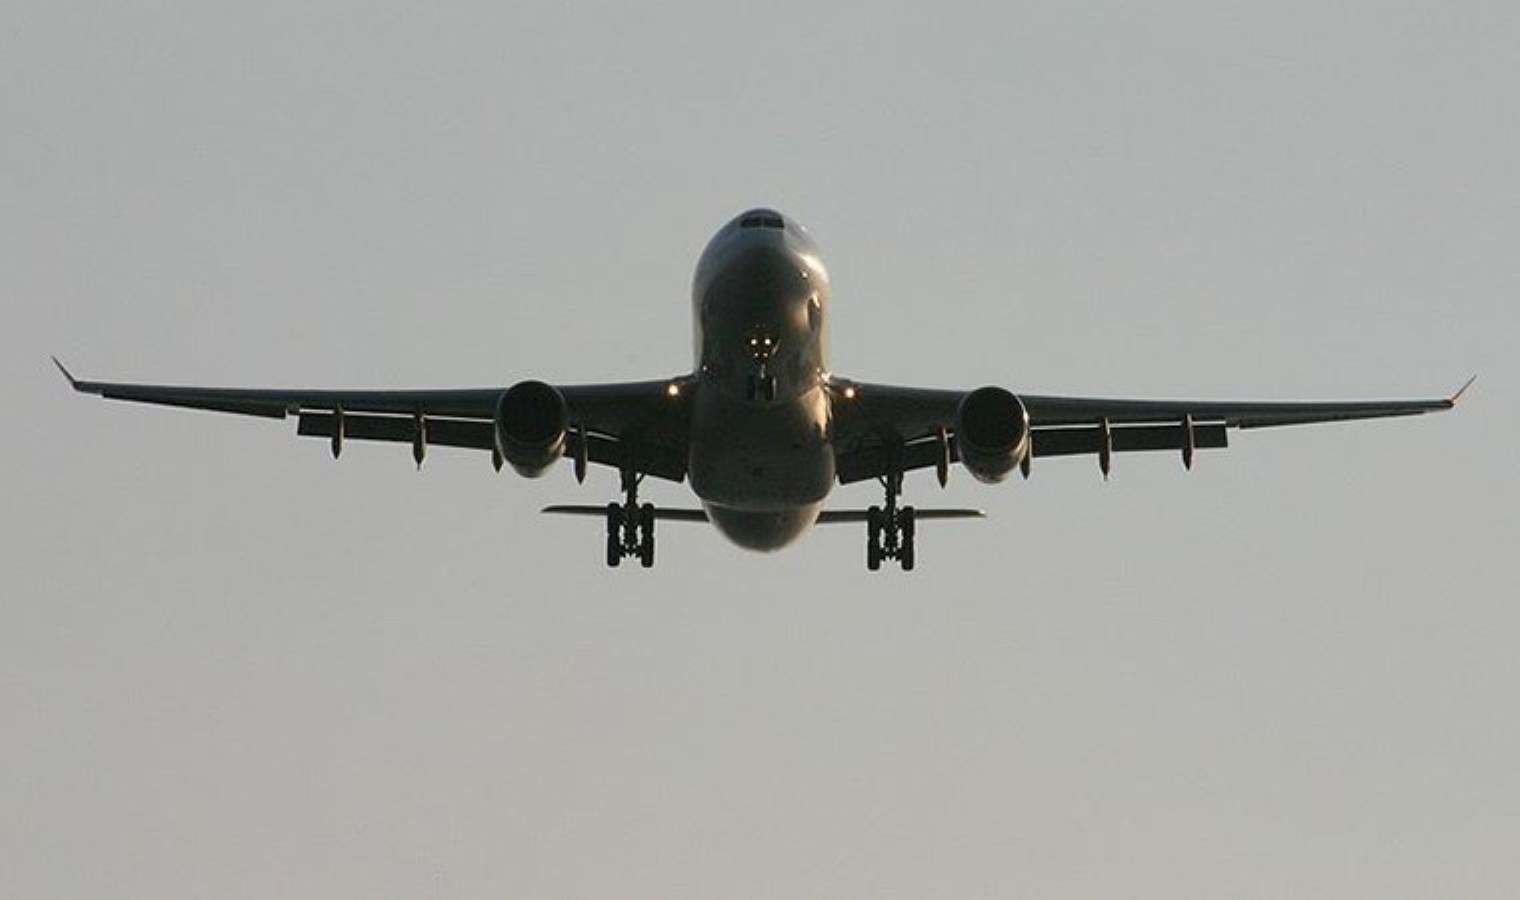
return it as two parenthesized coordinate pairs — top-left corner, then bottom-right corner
(56, 207), (1471, 570)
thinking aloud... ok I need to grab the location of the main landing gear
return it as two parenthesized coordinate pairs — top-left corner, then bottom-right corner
(605, 467), (655, 568)
(866, 470), (916, 572)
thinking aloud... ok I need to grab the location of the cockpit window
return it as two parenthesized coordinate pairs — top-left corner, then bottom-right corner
(739, 214), (785, 230)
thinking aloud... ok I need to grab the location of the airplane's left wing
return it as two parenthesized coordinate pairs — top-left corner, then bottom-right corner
(54, 358), (692, 481)
(829, 375), (1471, 483)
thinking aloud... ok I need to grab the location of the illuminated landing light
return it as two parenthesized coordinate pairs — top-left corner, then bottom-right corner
(666, 382), (681, 398)
(746, 329), (778, 363)
(842, 386), (857, 400)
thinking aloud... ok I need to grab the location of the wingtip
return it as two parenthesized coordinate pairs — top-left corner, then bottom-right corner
(51, 355), (80, 388)
(1450, 374), (1477, 405)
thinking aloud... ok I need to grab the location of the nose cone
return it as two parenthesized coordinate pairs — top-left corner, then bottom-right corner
(704, 241), (813, 331)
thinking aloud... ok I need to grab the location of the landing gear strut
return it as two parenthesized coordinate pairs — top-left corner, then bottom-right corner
(866, 469), (916, 571)
(605, 467), (655, 568)
(745, 370), (777, 403)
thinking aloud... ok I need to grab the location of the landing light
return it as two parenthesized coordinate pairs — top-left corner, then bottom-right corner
(842, 386), (857, 400)
(666, 382), (681, 398)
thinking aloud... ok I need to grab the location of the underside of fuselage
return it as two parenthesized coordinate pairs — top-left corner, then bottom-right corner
(685, 208), (836, 550)
(703, 502), (823, 551)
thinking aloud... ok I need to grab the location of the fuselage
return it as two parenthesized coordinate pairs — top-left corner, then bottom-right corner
(687, 208), (835, 550)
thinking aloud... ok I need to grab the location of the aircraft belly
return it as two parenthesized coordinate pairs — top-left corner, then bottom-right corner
(688, 388), (834, 511)
(703, 503), (821, 552)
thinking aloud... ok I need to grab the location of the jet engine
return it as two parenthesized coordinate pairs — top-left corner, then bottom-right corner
(494, 380), (568, 478)
(956, 386), (1031, 483)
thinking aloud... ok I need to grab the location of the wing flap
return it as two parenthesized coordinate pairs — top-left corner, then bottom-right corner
(836, 436), (951, 485)
(297, 412), (495, 450)
(1033, 421), (1228, 458)
(578, 431), (688, 482)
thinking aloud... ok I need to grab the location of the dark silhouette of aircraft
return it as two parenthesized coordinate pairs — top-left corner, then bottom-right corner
(57, 208), (1471, 569)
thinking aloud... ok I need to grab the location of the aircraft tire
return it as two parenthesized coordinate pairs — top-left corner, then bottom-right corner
(899, 507), (916, 571)
(866, 506), (883, 571)
(606, 503), (623, 567)
(639, 503), (656, 568)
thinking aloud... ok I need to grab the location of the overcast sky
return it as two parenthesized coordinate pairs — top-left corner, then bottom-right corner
(3, 2), (1517, 897)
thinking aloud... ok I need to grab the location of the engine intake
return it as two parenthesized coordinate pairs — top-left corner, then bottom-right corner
(956, 386), (1030, 483)
(495, 380), (568, 477)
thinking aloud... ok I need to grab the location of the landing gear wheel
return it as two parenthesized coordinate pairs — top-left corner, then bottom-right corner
(605, 502), (623, 568)
(638, 503), (656, 568)
(866, 506), (883, 571)
(899, 506), (916, 571)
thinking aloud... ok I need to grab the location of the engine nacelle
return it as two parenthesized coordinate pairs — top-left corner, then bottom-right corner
(494, 380), (568, 478)
(956, 386), (1031, 484)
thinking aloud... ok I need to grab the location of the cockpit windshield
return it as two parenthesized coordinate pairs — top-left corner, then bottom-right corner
(738, 211), (785, 230)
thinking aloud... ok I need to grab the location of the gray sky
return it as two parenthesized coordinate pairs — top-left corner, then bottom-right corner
(3, 2), (1517, 897)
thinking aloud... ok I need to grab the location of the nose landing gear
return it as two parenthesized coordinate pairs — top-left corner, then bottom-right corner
(745, 371), (777, 403)
(866, 470), (916, 571)
(605, 467), (655, 568)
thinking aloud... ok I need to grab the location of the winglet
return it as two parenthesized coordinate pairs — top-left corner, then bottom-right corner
(51, 356), (80, 389)
(1450, 374), (1477, 405)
